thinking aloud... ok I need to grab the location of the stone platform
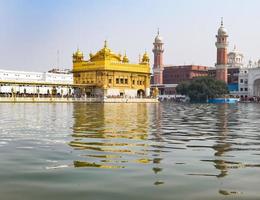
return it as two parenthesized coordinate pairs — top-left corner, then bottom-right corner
(0, 97), (158, 103)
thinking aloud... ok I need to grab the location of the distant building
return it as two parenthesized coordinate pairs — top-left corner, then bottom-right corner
(72, 41), (151, 97)
(228, 45), (244, 68)
(152, 29), (164, 85)
(238, 68), (249, 97)
(0, 69), (73, 95)
(150, 31), (210, 96)
(248, 67), (260, 97)
(48, 68), (71, 74)
(163, 65), (209, 84)
(239, 60), (260, 98)
(211, 30), (246, 96)
(149, 19), (260, 99)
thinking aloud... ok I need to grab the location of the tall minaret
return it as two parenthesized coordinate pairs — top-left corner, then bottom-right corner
(215, 18), (229, 83)
(153, 29), (164, 85)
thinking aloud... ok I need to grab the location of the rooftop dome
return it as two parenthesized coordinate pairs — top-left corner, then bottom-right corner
(122, 52), (129, 63)
(89, 40), (122, 62)
(154, 29), (163, 43)
(141, 51), (150, 63)
(218, 18), (228, 36)
(228, 45), (242, 56)
(74, 49), (83, 57)
(218, 26), (228, 36)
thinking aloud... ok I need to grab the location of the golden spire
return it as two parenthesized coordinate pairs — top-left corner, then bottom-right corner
(122, 51), (129, 63)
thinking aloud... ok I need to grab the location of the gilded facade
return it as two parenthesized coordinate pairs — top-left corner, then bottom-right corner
(72, 41), (151, 97)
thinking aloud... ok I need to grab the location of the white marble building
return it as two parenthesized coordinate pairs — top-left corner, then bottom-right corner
(0, 69), (73, 95)
(225, 46), (260, 98)
(237, 60), (260, 97)
(238, 68), (249, 97)
(228, 46), (244, 68)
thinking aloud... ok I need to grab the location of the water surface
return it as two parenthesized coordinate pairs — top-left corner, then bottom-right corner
(0, 102), (260, 199)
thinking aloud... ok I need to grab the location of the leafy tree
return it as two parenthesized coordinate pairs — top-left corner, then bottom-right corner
(176, 77), (229, 102)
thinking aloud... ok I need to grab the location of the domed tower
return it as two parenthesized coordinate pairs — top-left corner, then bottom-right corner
(153, 29), (164, 85)
(227, 45), (244, 68)
(73, 48), (84, 63)
(215, 18), (229, 83)
(122, 52), (129, 63)
(141, 51), (150, 64)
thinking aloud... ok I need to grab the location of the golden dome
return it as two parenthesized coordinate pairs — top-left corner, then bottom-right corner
(122, 52), (129, 63)
(89, 40), (122, 62)
(73, 48), (84, 62)
(73, 48), (84, 58)
(141, 51), (150, 63)
(96, 40), (112, 57)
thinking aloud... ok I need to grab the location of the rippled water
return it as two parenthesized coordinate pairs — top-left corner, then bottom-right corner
(0, 102), (260, 199)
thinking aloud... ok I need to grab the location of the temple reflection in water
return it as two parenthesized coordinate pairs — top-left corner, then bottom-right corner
(70, 103), (156, 169)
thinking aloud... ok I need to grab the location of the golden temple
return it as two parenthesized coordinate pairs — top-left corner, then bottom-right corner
(72, 41), (151, 97)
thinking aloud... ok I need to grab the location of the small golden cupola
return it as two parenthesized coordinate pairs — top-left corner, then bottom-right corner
(73, 48), (84, 62)
(141, 51), (150, 64)
(122, 52), (129, 63)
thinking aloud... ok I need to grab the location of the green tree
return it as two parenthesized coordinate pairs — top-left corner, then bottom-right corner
(176, 77), (229, 102)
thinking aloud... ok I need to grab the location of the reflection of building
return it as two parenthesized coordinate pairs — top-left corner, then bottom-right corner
(211, 104), (244, 178)
(212, 104), (230, 178)
(70, 103), (152, 168)
(72, 41), (151, 97)
(0, 69), (73, 95)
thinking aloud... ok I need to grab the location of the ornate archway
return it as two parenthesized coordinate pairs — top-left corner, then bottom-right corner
(137, 89), (145, 97)
(248, 69), (260, 96)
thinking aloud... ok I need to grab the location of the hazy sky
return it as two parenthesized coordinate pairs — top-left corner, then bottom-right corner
(0, 0), (260, 72)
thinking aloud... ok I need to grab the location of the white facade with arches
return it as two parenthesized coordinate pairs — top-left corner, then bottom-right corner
(0, 69), (73, 95)
(248, 68), (260, 97)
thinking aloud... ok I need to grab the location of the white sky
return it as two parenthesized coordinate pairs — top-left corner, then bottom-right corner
(0, 0), (260, 72)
